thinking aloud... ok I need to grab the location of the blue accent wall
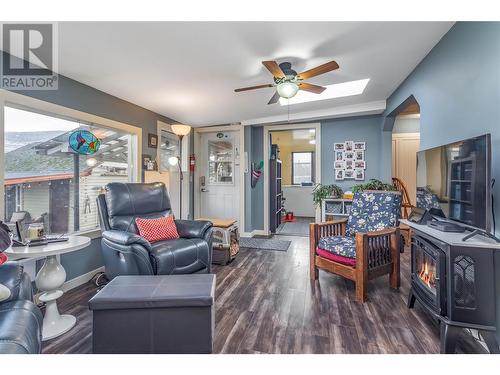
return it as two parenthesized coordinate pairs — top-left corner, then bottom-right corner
(243, 116), (387, 232)
(321, 115), (385, 192)
(243, 125), (265, 233)
(379, 21), (500, 341)
(250, 126), (264, 231)
(61, 238), (102, 280)
(380, 24), (500, 229)
(244, 126), (253, 232)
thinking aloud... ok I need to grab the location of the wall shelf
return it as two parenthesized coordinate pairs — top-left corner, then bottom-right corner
(321, 198), (353, 222)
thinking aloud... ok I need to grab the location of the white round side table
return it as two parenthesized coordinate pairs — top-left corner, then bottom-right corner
(6, 236), (91, 341)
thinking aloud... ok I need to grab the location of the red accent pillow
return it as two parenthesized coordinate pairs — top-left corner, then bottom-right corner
(135, 216), (179, 243)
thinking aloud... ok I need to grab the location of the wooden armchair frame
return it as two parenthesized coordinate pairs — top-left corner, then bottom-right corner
(310, 219), (400, 303)
(392, 177), (414, 219)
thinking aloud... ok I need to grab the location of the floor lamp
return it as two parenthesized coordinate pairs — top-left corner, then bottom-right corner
(168, 124), (191, 219)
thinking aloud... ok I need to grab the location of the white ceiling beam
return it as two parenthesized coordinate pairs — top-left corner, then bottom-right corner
(241, 100), (386, 126)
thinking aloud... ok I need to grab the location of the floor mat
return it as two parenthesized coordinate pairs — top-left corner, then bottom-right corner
(239, 237), (291, 251)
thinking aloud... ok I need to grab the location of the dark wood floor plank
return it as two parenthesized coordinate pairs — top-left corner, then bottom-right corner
(41, 237), (486, 354)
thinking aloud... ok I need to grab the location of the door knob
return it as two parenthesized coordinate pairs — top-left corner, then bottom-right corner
(201, 188), (209, 193)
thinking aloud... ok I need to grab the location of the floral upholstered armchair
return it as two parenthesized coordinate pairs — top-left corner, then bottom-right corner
(310, 190), (402, 303)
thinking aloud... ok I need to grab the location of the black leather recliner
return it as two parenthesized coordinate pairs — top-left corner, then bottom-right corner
(97, 182), (213, 280)
(0, 263), (43, 354)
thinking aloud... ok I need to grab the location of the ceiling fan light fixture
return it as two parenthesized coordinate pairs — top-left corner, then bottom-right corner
(276, 81), (299, 99)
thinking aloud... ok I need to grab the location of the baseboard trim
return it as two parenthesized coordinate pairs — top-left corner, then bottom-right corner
(241, 230), (268, 238)
(62, 266), (105, 292)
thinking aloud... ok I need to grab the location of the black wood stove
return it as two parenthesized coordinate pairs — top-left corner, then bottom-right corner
(408, 231), (500, 354)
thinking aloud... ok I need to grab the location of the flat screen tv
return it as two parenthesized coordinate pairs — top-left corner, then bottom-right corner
(416, 134), (491, 232)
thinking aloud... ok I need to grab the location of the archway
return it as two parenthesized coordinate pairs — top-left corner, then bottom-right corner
(391, 97), (421, 210)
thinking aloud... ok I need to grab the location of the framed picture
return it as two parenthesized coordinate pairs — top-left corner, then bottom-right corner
(142, 154), (156, 171)
(355, 169), (365, 181)
(334, 160), (345, 169)
(355, 150), (365, 161)
(335, 169), (344, 180)
(354, 160), (366, 169)
(344, 141), (354, 151)
(335, 151), (344, 161)
(345, 160), (354, 170)
(344, 151), (355, 160)
(334, 143), (345, 151)
(354, 142), (366, 150)
(148, 133), (158, 148)
(344, 170), (354, 179)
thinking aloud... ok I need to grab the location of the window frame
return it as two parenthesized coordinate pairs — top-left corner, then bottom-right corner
(0, 90), (142, 237)
(156, 121), (190, 173)
(291, 151), (315, 185)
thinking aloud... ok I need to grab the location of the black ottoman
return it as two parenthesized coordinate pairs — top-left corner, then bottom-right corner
(88, 274), (215, 354)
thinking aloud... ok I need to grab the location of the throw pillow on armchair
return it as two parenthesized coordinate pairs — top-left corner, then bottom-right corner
(135, 216), (180, 242)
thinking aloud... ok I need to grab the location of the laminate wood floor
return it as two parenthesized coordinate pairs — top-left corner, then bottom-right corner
(42, 235), (487, 354)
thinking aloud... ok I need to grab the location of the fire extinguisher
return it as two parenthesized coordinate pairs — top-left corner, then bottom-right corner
(189, 154), (196, 172)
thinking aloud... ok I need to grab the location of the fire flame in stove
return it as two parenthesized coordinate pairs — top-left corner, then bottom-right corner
(419, 260), (435, 289)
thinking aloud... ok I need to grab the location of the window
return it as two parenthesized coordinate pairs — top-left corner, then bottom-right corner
(208, 139), (233, 184)
(158, 128), (180, 172)
(292, 152), (314, 185)
(3, 105), (137, 234)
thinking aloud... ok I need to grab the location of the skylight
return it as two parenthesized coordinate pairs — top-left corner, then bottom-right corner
(279, 79), (370, 106)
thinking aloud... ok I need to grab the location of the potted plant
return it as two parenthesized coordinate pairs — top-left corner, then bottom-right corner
(312, 184), (343, 207)
(351, 179), (396, 193)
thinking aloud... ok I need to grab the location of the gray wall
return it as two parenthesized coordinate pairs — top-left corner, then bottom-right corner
(3, 51), (179, 281)
(321, 115), (384, 192)
(2, 52), (177, 157)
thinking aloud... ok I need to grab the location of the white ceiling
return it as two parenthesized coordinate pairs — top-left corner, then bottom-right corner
(54, 22), (453, 126)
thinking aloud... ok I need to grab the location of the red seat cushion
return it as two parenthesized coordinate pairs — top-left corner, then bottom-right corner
(135, 216), (179, 243)
(0, 252), (7, 266)
(316, 247), (356, 267)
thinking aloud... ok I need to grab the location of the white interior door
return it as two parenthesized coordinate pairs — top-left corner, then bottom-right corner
(199, 131), (240, 220)
(392, 133), (420, 205)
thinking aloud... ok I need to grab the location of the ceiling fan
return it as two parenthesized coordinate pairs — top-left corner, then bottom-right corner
(235, 60), (339, 104)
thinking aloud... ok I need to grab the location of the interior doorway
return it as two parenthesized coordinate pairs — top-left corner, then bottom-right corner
(392, 101), (420, 208)
(266, 125), (320, 237)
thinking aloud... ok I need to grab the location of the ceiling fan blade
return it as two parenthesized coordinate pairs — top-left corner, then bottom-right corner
(299, 82), (326, 94)
(234, 84), (273, 92)
(262, 61), (286, 78)
(297, 60), (339, 80)
(267, 91), (280, 105)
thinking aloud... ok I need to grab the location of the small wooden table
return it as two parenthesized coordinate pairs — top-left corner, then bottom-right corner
(6, 236), (91, 340)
